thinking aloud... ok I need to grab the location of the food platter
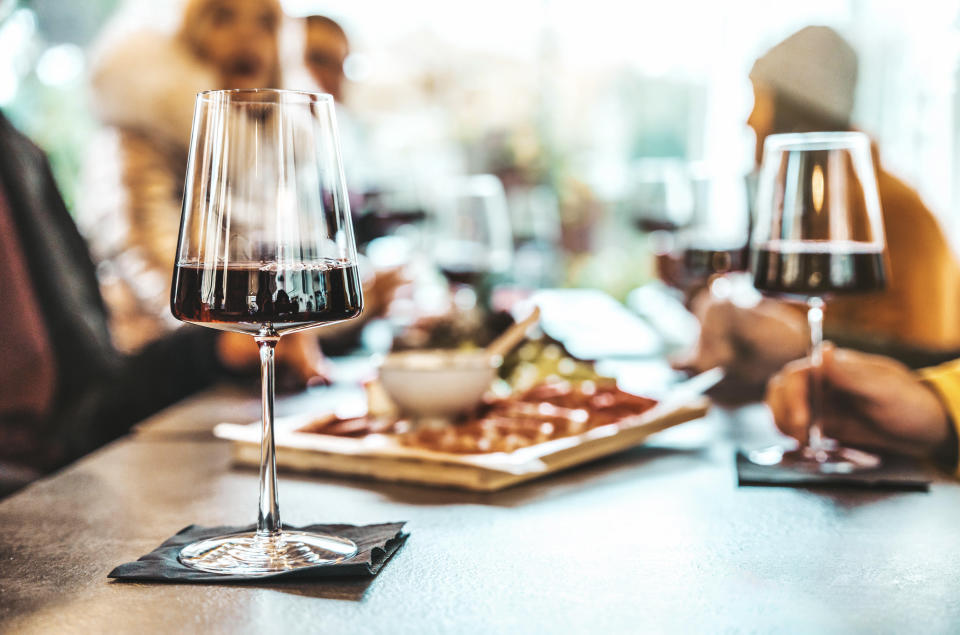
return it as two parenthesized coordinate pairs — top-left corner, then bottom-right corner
(214, 390), (710, 492)
(216, 292), (716, 491)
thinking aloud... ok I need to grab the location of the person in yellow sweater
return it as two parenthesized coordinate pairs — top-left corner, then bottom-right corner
(681, 27), (960, 393)
(765, 346), (960, 473)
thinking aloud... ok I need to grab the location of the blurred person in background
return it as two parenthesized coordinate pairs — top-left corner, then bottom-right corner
(81, 0), (396, 373)
(679, 26), (960, 395)
(304, 15), (348, 103)
(301, 15), (409, 314)
(0, 109), (296, 494)
(81, 0), (294, 360)
(303, 14), (378, 208)
(764, 344), (960, 474)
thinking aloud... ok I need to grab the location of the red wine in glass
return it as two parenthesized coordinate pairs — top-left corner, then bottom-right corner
(654, 236), (748, 297)
(683, 245), (748, 277)
(658, 244), (748, 288)
(438, 263), (489, 289)
(172, 259), (362, 335)
(751, 240), (886, 298)
(635, 216), (687, 233)
(370, 207), (427, 229)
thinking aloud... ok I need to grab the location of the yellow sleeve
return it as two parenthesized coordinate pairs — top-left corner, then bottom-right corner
(918, 359), (960, 477)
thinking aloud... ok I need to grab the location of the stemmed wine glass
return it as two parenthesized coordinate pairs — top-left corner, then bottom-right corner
(653, 173), (751, 300)
(748, 131), (887, 473)
(432, 174), (512, 309)
(507, 185), (562, 288)
(170, 89), (363, 574)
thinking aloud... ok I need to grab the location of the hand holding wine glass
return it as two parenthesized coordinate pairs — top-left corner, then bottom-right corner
(766, 344), (953, 460)
(170, 89), (363, 574)
(749, 131), (888, 473)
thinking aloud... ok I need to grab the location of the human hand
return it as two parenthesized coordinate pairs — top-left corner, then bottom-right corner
(216, 331), (331, 386)
(765, 344), (953, 459)
(361, 266), (407, 319)
(674, 293), (809, 390)
(276, 331), (332, 386)
(315, 266), (408, 349)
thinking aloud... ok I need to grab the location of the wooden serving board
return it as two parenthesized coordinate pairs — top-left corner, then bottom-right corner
(214, 396), (710, 492)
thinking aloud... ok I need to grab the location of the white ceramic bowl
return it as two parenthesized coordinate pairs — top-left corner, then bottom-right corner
(379, 350), (497, 418)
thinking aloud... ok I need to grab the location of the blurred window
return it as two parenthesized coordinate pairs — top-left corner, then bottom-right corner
(2, 0), (959, 245)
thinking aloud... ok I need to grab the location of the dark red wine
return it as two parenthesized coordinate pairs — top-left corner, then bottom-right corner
(751, 241), (886, 297)
(371, 208), (426, 226)
(439, 264), (488, 288)
(355, 207), (427, 244)
(683, 245), (747, 276)
(656, 244), (747, 292)
(171, 259), (362, 335)
(634, 217), (685, 233)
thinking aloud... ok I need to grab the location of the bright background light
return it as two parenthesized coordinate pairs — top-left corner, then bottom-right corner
(3, 0), (960, 245)
(36, 43), (85, 87)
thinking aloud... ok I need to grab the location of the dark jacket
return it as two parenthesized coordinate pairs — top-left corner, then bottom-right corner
(0, 111), (224, 487)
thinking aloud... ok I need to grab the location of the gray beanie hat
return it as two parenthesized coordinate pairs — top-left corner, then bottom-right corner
(750, 26), (858, 124)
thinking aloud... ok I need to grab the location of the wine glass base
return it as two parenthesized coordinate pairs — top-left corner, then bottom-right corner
(748, 445), (881, 474)
(178, 530), (358, 575)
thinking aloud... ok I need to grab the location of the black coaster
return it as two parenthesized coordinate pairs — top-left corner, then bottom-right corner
(109, 522), (408, 582)
(736, 451), (932, 491)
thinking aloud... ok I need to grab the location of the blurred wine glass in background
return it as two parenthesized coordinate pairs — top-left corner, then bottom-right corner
(627, 159), (696, 233)
(506, 184), (562, 289)
(432, 174), (513, 310)
(651, 167), (751, 304)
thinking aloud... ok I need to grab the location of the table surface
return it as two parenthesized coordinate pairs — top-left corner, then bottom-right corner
(2, 376), (959, 634)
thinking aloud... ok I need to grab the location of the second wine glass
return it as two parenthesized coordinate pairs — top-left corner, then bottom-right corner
(432, 174), (513, 309)
(749, 131), (887, 473)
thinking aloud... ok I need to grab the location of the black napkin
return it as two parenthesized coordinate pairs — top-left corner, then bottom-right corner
(736, 451), (932, 491)
(109, 522), (408, 582)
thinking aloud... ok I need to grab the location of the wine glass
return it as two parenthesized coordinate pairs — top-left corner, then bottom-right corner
(749, 131), (887, 473)
(653, 172), (751, 302)
(432, 174), (512, 309)
(507, 184), (562, 288)
(170, 89), (363, 574)
(628, 159), (695, 233)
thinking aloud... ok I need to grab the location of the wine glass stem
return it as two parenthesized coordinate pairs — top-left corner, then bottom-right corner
(806, 297), (826, 455)
(256, 335), (281, 537)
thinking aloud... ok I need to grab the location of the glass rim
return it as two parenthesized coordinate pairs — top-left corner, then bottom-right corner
(196, 88), (334, 104)
(763, 131), (870, 152)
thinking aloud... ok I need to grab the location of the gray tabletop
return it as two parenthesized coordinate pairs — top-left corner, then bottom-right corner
(1, 381), (959, 634)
